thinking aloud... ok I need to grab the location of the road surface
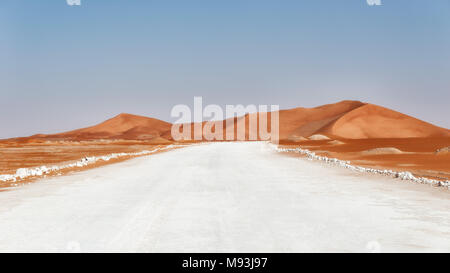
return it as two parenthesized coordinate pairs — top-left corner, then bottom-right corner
(0, 142), (449, 252)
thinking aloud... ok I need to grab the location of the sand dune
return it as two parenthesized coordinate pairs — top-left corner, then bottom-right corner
(279, 101), (450, 140)
(30, 113), (172, 141)
(287, 135), (308, 142)
(361, 147), (404, 155)
(278, 100), (365, 140)
(308, 134), (330, 141)
(317, 104), (450, 139)
(3, 100), (449, 143)
(171, 100), (450, 141)
(208, 100), (450, 141)
(328, 140), (345, 145)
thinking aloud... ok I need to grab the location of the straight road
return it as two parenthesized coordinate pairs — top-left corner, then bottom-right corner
(0, 142), (449, 252)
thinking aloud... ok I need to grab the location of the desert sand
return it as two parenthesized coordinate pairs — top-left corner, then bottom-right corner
(0, 140), (177, 188)
(279, 137), (450, 181)
(1, 100), (449, 187)
(436, 147), (450, 155)
(361, 147), (404, 155)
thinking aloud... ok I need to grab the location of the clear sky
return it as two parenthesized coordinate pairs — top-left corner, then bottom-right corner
(1, 0), (449, 138)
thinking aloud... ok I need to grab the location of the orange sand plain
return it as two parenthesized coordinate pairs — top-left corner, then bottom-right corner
(279, 137), (450, 181)
(0, 140), (177, 189)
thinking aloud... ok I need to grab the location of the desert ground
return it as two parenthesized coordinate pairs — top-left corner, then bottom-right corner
(279, 137), (450, 181)
(1, 101), (449, 188)
(0, 140), (176, 188)
(1, 137), (449, 189)
(0, 142), (449, 252)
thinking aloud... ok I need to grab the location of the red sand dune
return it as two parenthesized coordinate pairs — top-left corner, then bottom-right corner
(197, 100), (450, 140)
(7, 100), (449, 142)
(278, 100), (366, 140)
(33, 113), (172, 141)
(279, 101), (450, 140)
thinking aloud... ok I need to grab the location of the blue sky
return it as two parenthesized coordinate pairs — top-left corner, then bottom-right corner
(1, 0), (449, 138)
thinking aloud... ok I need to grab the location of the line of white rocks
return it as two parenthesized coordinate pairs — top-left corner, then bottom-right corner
(271, 144), (450, 189)
(0, 145), (179, 183)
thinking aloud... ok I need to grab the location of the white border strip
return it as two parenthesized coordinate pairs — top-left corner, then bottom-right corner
(0, 145), (181, 183)
(270, 144), (450, 189)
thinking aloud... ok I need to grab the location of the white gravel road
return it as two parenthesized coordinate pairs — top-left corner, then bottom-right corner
(0, 142), (449, 252)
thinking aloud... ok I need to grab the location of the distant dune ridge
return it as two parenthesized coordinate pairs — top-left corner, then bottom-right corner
(278, 100), (450, 140)
(33, 113), (172, 141)
(13, 100), (450, 142)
